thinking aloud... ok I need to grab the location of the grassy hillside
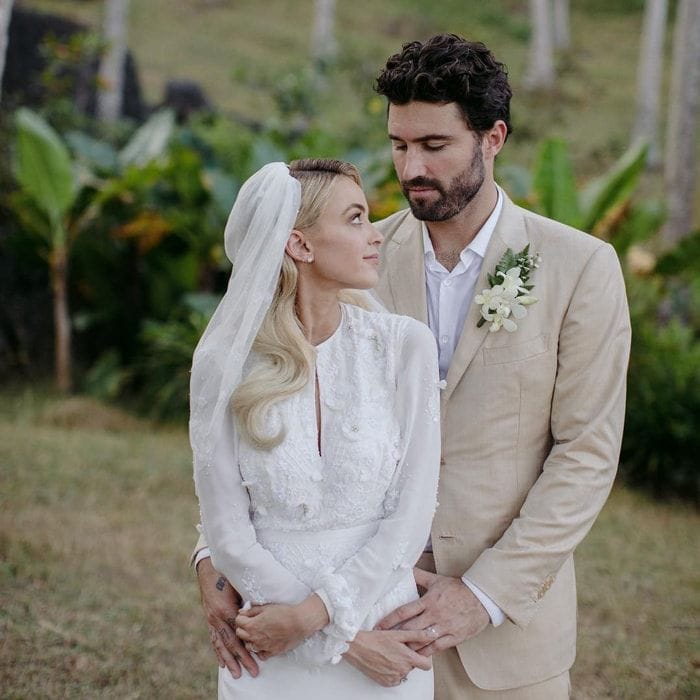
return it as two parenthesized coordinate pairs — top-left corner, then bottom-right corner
(0, 390), (698, 698)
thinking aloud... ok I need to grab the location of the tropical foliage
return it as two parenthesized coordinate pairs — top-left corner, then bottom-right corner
(2, 105), (698, 502)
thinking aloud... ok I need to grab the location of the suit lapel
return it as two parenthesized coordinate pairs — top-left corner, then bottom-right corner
(384, 216), (428, 324)
(443, 195), (529, 402)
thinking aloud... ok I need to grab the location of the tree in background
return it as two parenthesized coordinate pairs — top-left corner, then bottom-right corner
(12, 109), (79, 392)
(525, 0), (555, 90)
(552, 0), (570, 50)
(97, 0), (129, 123)
(0, 0), (13, 103)
(662, 0), (700, 244)
(632, 0), (668, 167)
(9, 108), (175, 392)
(311, 0), (336, 84)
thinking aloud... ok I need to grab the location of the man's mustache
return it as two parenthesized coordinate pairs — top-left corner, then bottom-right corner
(401, 177), (445, 193)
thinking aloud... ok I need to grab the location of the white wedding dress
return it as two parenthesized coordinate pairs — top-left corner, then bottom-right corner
(206, 303), (441, 699)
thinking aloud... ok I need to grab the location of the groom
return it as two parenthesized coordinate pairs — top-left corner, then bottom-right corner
(194, 34), (630, 698)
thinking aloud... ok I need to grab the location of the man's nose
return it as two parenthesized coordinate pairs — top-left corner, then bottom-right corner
(400, 148), (427, 181)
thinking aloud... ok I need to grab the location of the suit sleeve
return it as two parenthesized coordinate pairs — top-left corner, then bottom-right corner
(464, 242), (631, 628)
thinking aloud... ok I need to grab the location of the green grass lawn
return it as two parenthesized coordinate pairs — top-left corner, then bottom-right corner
(0, 390), (698, 698)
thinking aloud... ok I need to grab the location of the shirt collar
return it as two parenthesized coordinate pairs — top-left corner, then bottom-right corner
(422, 185), (503, 264)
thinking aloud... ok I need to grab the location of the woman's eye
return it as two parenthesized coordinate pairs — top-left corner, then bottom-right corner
(351, 213), (363, 224)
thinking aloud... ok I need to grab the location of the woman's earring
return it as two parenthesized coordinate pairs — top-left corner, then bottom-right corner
(306, 256), (314, 263)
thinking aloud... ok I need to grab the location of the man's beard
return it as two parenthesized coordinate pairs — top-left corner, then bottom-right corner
(401, 148), (485, 222)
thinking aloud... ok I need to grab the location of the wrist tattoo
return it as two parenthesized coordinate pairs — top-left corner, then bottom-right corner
(216, 576), (226, 591)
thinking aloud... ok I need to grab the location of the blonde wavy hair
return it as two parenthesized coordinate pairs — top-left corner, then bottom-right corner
(231, 158), (372, 449)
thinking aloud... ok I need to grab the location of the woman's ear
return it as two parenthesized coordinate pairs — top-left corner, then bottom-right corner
(286, 230), (314, 263)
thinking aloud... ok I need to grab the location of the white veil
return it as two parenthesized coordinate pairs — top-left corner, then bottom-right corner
(189, 162), (301, 474)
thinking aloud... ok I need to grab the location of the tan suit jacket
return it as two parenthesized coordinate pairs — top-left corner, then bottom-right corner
(194, 192), (630, 691)
(373, 193), (630, 690)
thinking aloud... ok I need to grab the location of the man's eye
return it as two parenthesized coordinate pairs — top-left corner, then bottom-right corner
(392, 143), (407, 151)
(425, 143), (446, 151)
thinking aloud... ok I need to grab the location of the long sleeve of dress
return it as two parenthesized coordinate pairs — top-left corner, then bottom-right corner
(194, 423), (313, 606)
(312, 319), (441, 661)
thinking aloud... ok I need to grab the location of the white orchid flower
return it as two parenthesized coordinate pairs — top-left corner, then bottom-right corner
(482, 302), (517, 332)
(497, 267), (528, 295)
(474, 284), (505, 307)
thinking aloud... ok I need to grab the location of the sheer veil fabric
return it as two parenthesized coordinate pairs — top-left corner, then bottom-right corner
(190, 162), (301, 579)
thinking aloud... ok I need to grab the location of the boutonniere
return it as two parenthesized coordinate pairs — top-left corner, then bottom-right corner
(475, 245), (541, 333)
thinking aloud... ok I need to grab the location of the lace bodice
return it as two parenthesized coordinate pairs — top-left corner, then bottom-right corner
(240, 304), (435, 532)
(196, 304), (441, 664)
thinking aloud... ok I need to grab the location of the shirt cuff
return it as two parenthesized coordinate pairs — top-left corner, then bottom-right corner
(194, 547), (212, 571)
(462, 576), (506, 627)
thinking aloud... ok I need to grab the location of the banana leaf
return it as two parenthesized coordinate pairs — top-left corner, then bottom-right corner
(119, 109), (175, 168)
(579, 142), (648, 233)
(14, 108), (77, 236)
(532, 138), (581, 228)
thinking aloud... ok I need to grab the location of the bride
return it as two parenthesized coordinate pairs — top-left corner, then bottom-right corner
(190, 159), (441, 698)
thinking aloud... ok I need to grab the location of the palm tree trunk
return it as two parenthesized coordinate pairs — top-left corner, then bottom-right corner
(50, 246), (72, 393)
(553, 0), (570, 50)
(97, 0), (130, 122)
(662, 0), (700, 244)
(632, 0), (669, 167)
(311, 0), (336, 69)
(0, 0), (14, 105)
(525, 0), (555, 91)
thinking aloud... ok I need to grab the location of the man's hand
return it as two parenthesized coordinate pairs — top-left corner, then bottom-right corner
(343, 629), (435, 687)
(235, 594), (329, 658)
(376, 568), (490, 655)
(196, 557), (259, 678)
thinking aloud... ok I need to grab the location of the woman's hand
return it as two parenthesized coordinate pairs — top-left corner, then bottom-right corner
(235, 593), (330, 658)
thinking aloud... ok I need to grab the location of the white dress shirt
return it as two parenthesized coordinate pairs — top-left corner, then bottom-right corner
(422, 186), (506, 627)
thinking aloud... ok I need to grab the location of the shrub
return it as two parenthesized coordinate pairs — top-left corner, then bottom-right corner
(619, 237), (700, 504)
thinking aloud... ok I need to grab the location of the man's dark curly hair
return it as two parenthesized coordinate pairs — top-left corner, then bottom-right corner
(375, 34), (512, 137)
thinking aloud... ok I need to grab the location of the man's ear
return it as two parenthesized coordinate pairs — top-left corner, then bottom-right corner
(482, 120), (508, 159)
(286, 229), (313, 263)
